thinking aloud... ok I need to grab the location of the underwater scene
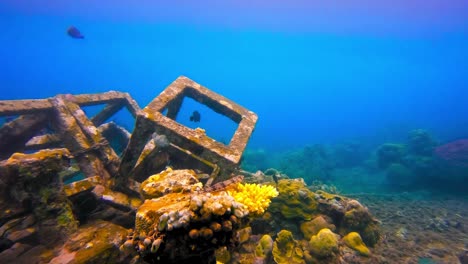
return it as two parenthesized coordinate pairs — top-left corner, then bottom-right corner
(0, 1), (467, 264)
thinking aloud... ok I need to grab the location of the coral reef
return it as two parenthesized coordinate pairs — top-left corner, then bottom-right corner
(266, 179), (380, 248)
(126, 169), (281, 263)
(300, 215), (336, 240)
(343, 232), (370, 256)
(227, 182), (279, 216)
(375, 130), (468, 193)
(308, 228), (339, 258)
(139, 168), (202, 199)
(255, 234), (274, 259)
(268, 179), (318, 220)
(272, 230), (305, 264)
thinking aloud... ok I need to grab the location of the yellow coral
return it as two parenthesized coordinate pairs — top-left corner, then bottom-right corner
(343, 232), (370, 256)
(228, 183), (279, 216)
(308, 228), (339, 258)
(255, 234), (274, 258)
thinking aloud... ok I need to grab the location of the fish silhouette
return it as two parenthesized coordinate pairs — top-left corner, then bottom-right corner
(67, 26), (84, 39)
(190, 110), (201, 122)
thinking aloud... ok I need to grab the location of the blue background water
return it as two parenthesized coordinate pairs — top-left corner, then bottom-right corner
(1, 1), (467, 151)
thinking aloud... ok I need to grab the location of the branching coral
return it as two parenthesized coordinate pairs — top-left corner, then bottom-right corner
(227, 183), (279, 216)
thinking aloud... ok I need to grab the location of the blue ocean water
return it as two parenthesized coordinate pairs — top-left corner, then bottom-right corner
(1, 1), (467, 151)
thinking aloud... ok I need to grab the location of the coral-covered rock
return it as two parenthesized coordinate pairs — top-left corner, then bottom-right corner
(343, 200), (372, 230)
(215, 246), (231, 263)
(300, 215), (336, 240)
(139, 168), (202, 199)
(268, 179), (318, 220)
(343, 232), (370, 257)
(132, 182), (254, 263)
(49, 220), (130, 264)
(272, 230), (305, 264)
(315, 192), (380, 247)
(308, 228), (339, 258)
(255, 234), (274, 259)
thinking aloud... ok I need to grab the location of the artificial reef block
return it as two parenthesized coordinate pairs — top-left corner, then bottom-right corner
(120, 76), (258, 181)
(343, 232), (370, 257)
(272, 230), (305, 264)
(140, 167), (202, 199)
(268, 179), (318, 220)
(49, 220), (129, 264)
(0, 149), (78, 235)
(308, 228), (339, 258)
(0, 91), (141, 193)
(0, 113), (50, 160)
(63, 176), (102, 197)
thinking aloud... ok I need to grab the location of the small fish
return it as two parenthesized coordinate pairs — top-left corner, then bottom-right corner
(189, 110), (201, 122)
(67, 26), (84, 39)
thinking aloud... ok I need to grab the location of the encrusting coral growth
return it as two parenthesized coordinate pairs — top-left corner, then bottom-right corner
(343, 232), (370, 256)
(267, 179), (318, 220)
(272, 230), (306, 264)
(140, 168), (202, 199)
(308, 228), (339, 258)
(255, 234), (274, 259)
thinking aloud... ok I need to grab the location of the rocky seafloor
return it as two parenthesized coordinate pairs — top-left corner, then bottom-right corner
(349, 192), (468, 264)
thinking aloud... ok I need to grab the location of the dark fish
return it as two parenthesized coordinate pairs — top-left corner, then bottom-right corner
(67, 26), (84, 39)
(189, 110), (201, 122)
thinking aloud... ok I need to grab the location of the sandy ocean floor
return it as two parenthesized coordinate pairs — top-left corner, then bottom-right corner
(349, 193), (468, 264)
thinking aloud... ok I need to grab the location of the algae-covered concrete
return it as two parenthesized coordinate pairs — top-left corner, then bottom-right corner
(120, 76), (258, 184)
